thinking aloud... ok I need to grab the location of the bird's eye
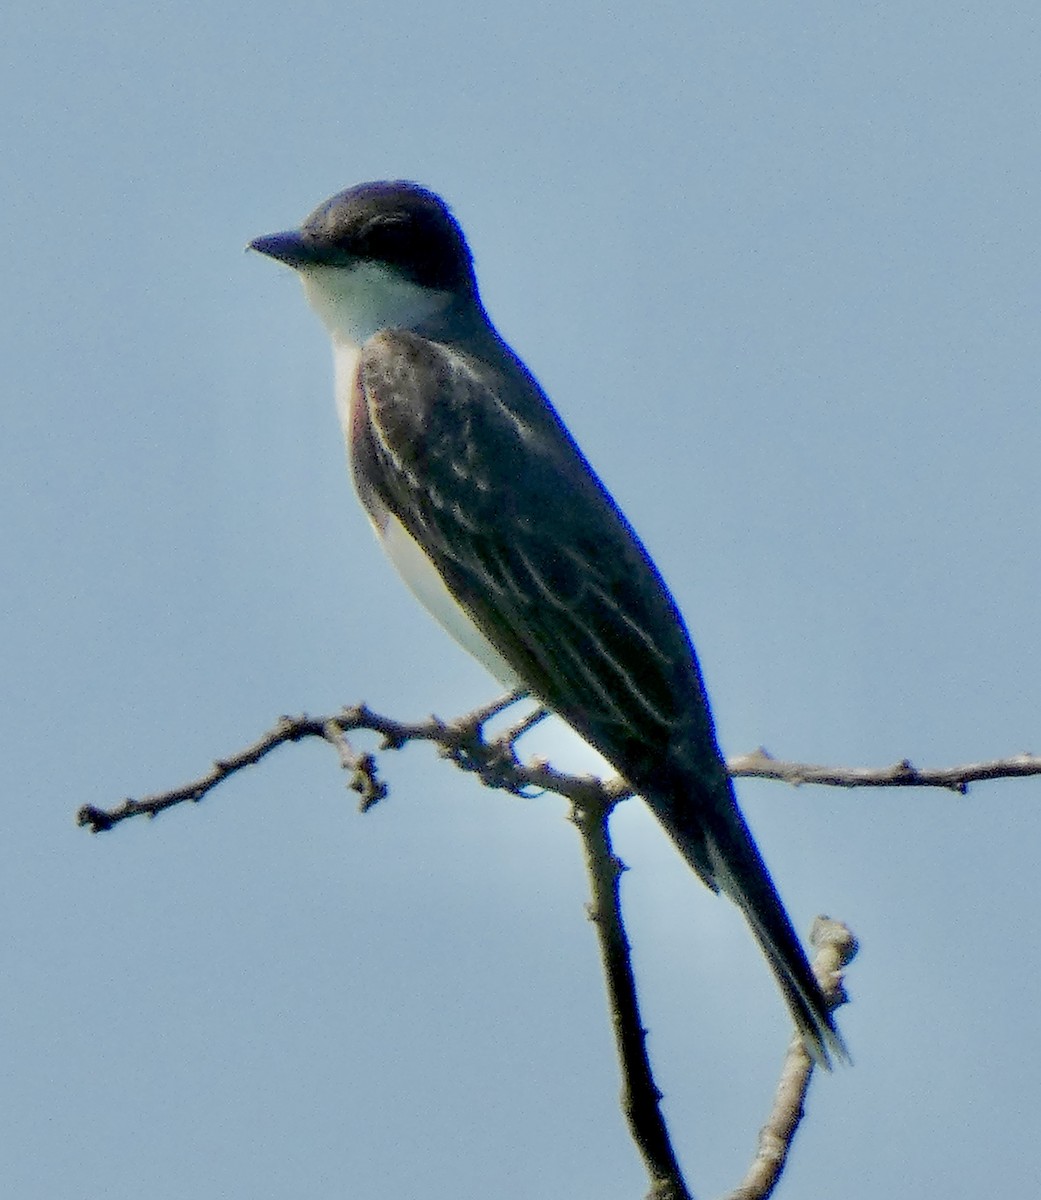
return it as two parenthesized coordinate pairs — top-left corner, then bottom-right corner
(344, 203), (470, 293)
(355, 215), (414, 262)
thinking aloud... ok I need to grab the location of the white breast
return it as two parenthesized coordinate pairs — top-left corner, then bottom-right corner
(380, 511), (522, 688)
(331, 338), (521, 690)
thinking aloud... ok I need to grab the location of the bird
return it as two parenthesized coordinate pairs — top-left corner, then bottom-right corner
(249, 180), (846, 1065)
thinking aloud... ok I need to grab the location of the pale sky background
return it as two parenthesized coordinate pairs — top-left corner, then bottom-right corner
(4, 4), (1040, 1198)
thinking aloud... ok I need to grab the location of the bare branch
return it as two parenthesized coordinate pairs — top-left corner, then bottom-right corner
(74, 695), (876, 1198)
(320, 719), (387, 812)
(76, 697), (1041, 834)
(75, 698), (629, 833)
(728, 748), (1041, 793)
(572, 795), (693, 1200)
(722, 918), (858, 1200)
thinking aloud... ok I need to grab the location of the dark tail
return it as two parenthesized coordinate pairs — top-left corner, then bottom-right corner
(646, 783), (849, 1068)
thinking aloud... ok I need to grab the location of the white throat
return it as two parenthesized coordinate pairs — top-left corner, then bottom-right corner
(304, 262), (520, 691)
(298, 260), (452, 348)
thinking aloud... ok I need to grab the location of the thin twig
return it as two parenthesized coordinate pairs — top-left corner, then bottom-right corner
(74, 696), (879, 1198)
(728, 748), (1041, 794)
(76, 699), (626, 832)
(320, 719), (387, 811)
(76, 697), (1041, 833)
(721, 918), (858, 1200)
(572, 795), (693, 1200)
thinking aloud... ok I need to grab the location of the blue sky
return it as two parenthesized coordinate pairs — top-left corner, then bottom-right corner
(4, 3), (1040, 1197)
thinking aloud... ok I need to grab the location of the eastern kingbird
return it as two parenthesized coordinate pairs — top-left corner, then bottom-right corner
(250, 181), (846, 1065)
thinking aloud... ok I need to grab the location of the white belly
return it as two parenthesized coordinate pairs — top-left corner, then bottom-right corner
(380, 511), (523, 689)
(332, 338), (520, 688)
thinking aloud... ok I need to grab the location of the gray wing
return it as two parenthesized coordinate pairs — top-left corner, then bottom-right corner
(353, 327), (721, 789)
(354, 328), (847, 1065)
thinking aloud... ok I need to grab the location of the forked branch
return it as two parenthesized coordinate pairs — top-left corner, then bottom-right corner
(76, 698), (1039, 834)
(92, 694), (1028, 1194)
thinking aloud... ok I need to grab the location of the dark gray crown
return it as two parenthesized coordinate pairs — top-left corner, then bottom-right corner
(295, 181), (476, 295)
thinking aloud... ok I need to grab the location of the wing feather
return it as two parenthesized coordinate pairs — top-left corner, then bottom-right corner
(352, 326), (847, 1065)
(356, 328), (701, 757)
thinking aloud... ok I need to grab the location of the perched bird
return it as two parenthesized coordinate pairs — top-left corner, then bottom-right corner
(250, 181), (846, 1065)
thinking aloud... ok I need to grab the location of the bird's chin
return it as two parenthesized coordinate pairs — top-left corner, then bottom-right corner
(298, 261), (451, 346)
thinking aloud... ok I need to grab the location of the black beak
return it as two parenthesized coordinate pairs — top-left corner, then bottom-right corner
(248, 230), (321, 267)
